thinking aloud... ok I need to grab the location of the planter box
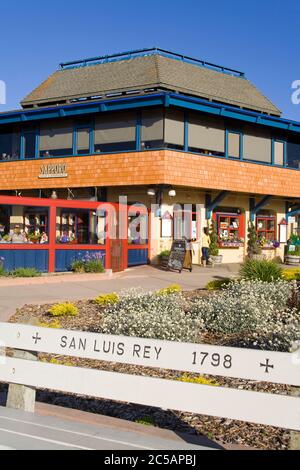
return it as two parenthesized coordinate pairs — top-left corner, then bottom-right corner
(286, 254), (300, 266)
(159, 255), (169, 268)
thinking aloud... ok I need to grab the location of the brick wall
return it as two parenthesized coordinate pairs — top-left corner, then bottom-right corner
(0, 150), (299, 198)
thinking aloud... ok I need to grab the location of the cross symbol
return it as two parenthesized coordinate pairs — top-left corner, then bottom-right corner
(32, 333), (42, 345)
(260, 359), (274, 373)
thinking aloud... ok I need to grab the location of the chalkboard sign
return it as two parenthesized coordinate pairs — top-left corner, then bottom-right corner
(167, 240), (186, 272)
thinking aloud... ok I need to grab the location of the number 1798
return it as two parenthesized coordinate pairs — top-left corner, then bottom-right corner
(192, 351), (232, 369)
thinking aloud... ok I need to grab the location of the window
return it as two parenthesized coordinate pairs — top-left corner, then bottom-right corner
(256, 214), (276, 244)
(141, 109), (164, 149)
(0, 205), (49, 244)
(215, 212), (244, 247)
(227, 131), (241, 159)
(243, 127), (271, 163)
(273, 140), (285, 166)
(164, 110), (184, 149)
(76, 127), (91, 155)
(188, 114), (225, 156)
(286, 140), (300, 169)
(39, 120), (73, 157)
(24, 131), (37, 159)
(128, 207), (148, 245)
(0, 128), (20, 161)
(94, 112), (136, 153)
(56, 209), (102, 245)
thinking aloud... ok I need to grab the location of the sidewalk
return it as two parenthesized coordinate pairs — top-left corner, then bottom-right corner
(0, 264), (240, 322)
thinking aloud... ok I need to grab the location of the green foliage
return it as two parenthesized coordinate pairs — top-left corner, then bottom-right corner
(11, 268), (41, 278)
(156, 284), (182, 296)
(0, 266), (7, 277)
(94, 293), (119, 306)
(240, 259), (282, 282)
(135, 416), (155, 426)
(178, 374), (219, 386)
(71, 259), (105, 273)
(288, 246), (300, 256)
(206, 278), (232, 291)
(158, 250), (171, 258)
(49, 302), (78, 317)
(247, 222), (262, 256)
(209, 220), (219, 256)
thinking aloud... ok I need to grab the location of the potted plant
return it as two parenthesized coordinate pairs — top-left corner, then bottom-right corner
(286, 236), (300, 265)
(28, 233), (41, 244)
(158, 249), (170, 268)
(247, 222), (264, 260)
(209, 220), (223, 264)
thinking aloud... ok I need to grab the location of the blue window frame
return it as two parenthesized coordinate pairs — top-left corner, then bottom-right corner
(74, 122), (93, 155)
(271, 138), (286, 167)
(225, 130), (243, 160)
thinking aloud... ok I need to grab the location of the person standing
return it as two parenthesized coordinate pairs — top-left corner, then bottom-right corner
(201, 227), (210, 266)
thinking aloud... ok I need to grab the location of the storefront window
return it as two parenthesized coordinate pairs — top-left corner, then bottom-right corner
(56, 209), (104, 245)
(39, 120), (74, 157)
(24, 130), (37, 159)
(0, 205), (49, 244)
(0, 128), (21, 161)
(243, 126), (272, 163)
(164, 110), (184, 150)
(94, 112), (136, 153)
(215, 211), (244, 247)
(128, 209), (148, 245)
(256, 214), (276, 247)
(76, 127), (91, 155)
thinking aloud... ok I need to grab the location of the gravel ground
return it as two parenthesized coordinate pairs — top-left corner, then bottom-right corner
(4, 294), (292, 450)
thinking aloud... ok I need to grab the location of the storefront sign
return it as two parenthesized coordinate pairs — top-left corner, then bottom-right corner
(39, 163), (68, 179)
(167, 240), (186, 272)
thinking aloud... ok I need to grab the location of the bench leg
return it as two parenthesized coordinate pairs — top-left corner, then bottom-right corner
(6, 350), (37, 413)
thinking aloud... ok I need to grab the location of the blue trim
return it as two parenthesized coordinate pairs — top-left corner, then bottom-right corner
(1, 92), (300, 135)
(20, 133), (25, 160)
(0, 250), (48, 273)
(136, 112), (141, 151)
(250, 195), (272, 222)
(205, 191), (228, 220)
(184, 112), (189, 152)
(60, 47), (245, 78)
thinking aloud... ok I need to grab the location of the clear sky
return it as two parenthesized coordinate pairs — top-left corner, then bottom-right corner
(0, 0), (299, 120)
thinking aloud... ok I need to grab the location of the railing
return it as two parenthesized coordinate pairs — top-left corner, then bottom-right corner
(0, 322), (299, 446)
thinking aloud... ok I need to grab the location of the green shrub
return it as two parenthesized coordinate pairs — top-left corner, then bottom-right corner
(247, 222), (262, 257)
(288, 246), (300, 256)
(101, 288), (200, 342)
(206, 278), (232, 291)
(83, 260), (105, 273)
(209, 220), (219, 256)
(156, 284), (182, 296)
(0, 266), (7, 277)
(158, 250), (170, 258)
(94, 293), (119, 306)
(71, 260), (85, 273)
(11, 268), (41, 278)
(49, 302), (78, 317)
(135, 416), (155, 426)
(38, 320), (62, 329)
(240, 259), (282, 282)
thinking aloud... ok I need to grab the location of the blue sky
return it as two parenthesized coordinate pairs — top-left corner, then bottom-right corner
(0, 0), (300, 120)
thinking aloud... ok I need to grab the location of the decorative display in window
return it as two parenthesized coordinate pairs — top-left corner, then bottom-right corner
(216, 213), (244, 247)
(256, 215), (277, 248)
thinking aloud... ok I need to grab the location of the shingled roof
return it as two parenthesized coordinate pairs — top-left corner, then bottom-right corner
(21, 51), (281, 116)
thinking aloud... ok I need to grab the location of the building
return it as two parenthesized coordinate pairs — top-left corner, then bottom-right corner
(0, 47), (299, 272)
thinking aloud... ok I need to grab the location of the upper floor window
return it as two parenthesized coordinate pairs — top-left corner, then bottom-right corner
(188, 114), (225, 156)
(227, 131), (241, 159)
(24, 129), (37, 159)
(94, 112), (136, 153)
(243, 126), (272, 163)
(164, 109), (184, 150)
(39, 120), (73, 158)
(286, 140), (300, 169)
(273, 140), (285, 166)
(76, 127), (91, 155)
(0, 128), (20, 161)
(141, 109), (164, 149)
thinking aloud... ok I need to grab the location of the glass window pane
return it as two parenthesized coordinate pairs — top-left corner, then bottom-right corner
(188, 113), (225, 156)
(39, 120), (73, 157)
(287, 141), (300, 169)
(77, 128), (90, 155)
(243, 126), (271, 163)
(94, 112), (136, 153)
(0, 128), (20, 161)
(164, 109), (184, 148)
(228, 132), (240, 158)
(141, 109), (164, 149)
(274, 141), (284, 166)
(24, 132), (37, 159)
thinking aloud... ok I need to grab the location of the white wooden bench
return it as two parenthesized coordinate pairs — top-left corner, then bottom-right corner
(0, 322), (299, 446)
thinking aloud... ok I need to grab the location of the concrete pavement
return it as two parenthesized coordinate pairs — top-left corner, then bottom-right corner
(0, 405), (220, 450)
(0, 264), (240, 322)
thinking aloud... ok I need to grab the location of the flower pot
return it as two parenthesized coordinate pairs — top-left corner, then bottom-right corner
(210, 255), (223, 264)
(286, 254), (300, 266)
(160, 255), (169, 268)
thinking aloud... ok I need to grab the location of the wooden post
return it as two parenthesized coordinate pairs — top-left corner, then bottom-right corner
(6, 350), (37, 413)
